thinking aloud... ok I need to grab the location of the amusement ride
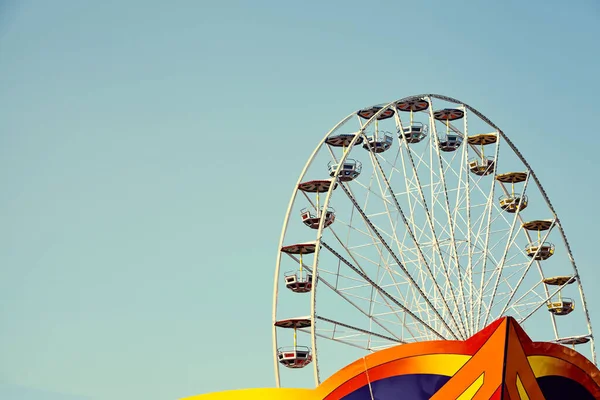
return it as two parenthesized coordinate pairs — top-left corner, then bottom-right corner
(271, 94), (596, 388)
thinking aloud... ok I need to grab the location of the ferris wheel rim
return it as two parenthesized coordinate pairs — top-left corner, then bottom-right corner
(272, 94), (596, 388)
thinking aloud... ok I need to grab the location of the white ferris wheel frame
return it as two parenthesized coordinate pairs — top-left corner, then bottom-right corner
(271, 93), (595, 387)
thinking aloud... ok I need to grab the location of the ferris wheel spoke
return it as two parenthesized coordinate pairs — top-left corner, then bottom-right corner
(454, 189), (476, 333)
(505, 282), (548, 316)
(430, 122), (480, 334)
(478, 238), (525, 294)
(487, 173), (534, 319)
(330, 203), (416, 320)
(319, 272), (421, 343)
(494, 269), (545, 310)
(367, 145), (466, 338)
(315, 315), (404, 344)
(429, 166), (468, 336)
(516, 279), (577, 325)
(397, 184), (430, 247)
(455, 108), (478, 336)
(368, 153), (425, 268)
(305, 325), (386, 352)
(338, 166), (455, 337)
(310, 327), (401, 353)
(392, 142), (459, 316)
(325, 227), (424, 340)
(426, 101), (471, 337)
(471, 135), (500, 330)
(483, 219), (556, 326)
(368, 164), (447, 331)
(323, 235), (422, 332)
(503, 248), (558, 326)
(290, 255), (410, 342)
(393, 115), (468, 338)
(484, 242), (547, 315)
(321, 241), (448, 340)
(392, 142), (435, 250)
(475, 222), (526, 308)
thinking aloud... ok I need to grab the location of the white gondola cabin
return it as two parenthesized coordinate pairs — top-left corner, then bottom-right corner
(523, 220), (555, 260)
(496, 172), (529, 212)
(525, 241), (555, 260)
(300, 207), (335, 229)
(547, 297), (575, 316)
(276, 346), (313, 368)
(499, 194), (528, 213)
(396, 99), (429, 144)
(438, 134), (463, 152)
(400, 122), (427, 144)
(468, 156), (495, 176)
(328, 159), (362, 182)
(275, 318), (313, 369)
(284, 271), (313, 293)
(280, 243), (317, 294)
(544, 277), (576, 315)
(297, 180), (336, 230)
(363, 132), (393, 153)
(433, 108), (465, 153)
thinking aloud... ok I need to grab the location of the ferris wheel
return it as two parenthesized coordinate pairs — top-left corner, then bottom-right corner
(271, 94), (596, 387)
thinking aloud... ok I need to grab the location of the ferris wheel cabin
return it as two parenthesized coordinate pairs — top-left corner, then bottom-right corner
(468, 156), (496, 176)
(499, 194), (528, 213)
(433, 107), (465, 152)
(400, 122), (427, 143)
(525, 241), (555, 260)
(544, 275), (576, 316)
(300, 207), (335, 229)
(396, 99), (430, 144)
(362, 132), (393, 153)
(466, 133), (498, 176)
(496, 172), (529, 212)
(280, 243), (317, 294)
(438, 133), (463, 152)
(274, 318), (313, 369)
(276, 346), (313, 368)
(328, 159), (362, 182)
(523, 220), (555, 260)
(547, 298), (575, 315)
(356, 105), (397, 153)
(284, 271), (312, 293)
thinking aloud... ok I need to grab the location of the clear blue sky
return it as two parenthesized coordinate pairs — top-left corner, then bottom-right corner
(1, 1), (599, 399)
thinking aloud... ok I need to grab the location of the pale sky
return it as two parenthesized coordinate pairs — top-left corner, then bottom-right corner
(1, 1), (600, 399)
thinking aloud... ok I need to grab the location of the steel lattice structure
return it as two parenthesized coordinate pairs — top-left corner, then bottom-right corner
(271, 94), (595, 388)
